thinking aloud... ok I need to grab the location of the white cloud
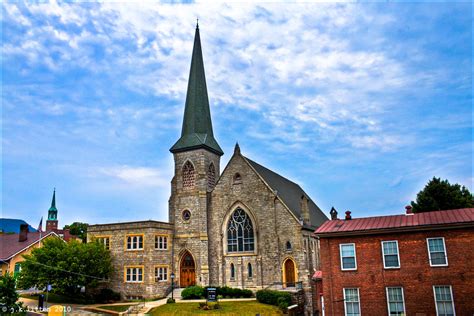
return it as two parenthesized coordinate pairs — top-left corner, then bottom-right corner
(98, 165), (169, 187)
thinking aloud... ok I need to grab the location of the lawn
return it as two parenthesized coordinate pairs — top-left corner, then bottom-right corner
(97, 304), (135, 312)
(150, 301), (283, 316)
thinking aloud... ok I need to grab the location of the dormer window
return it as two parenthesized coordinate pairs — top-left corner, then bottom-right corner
(182, 161), (195, 189)
(233, 173), (242, 185)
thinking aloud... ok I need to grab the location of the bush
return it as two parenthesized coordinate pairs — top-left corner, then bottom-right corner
(96, 288), (121, 303)
(215, 287), (253, 298)
(256, 290), (291, 309)
(181, 286), (205, 299)
(166, 298), (175, 304)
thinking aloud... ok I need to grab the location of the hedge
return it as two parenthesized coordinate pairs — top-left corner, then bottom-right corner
(256, 290), (292, 307)
(181, 286), (205, 299)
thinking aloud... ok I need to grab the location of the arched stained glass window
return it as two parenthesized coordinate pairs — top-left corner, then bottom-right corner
(227, 208), (254, 252)
(183, 161), (195, 189)
(207, 163), (216, 190)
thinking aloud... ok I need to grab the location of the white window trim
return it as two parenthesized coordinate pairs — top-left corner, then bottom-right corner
(125, 267), (143, 283)
(155, 235), (168, 250)
(381, 240), (401, 269)
(126, 235), (144, 251)
(427, 237), (448, 267)
(433, 285), (456, 316)
(385, 287), (406, 315)
(340, 243), (357, 271)
(343, 288), (360, 316)
(155, 266), (168, 282)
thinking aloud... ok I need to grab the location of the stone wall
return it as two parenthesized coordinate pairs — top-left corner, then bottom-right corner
(87, 220), (174, 299)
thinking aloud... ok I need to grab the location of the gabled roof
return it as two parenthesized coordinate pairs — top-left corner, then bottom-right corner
(0, 219), (37, 234)
(0, 231), (59, 260)
(244, 157), (328, 228)
(314, 208), (474, 237)
(170, 24), (223, 156)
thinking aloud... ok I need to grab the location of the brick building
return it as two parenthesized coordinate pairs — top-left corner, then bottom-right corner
(314, 207), (474, 316)
(88, 23), (328, 313)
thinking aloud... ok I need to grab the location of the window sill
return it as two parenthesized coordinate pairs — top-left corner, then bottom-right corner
(341, 268), (357, 271)
(430, 264), (449, 267)
(225, 252), (257, 257)
(126, 249), (144, 251)
(383, 266), (400, 269)
(155, 248), (168, 251)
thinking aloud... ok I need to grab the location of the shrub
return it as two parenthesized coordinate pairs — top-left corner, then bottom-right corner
(166, 298), (175, 304)
(181, 286), (205, 300)
(215, 287), (253, 299)
(96, 288), (121, 303)
(256, 290), (291, 309)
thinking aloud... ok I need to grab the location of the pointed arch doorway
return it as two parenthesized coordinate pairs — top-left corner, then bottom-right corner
(180, 250), (196, 288)
(283, 258), (296, 288)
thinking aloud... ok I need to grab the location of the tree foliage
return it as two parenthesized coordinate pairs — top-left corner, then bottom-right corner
(17, 238), (112, 295)
(411, 177), (473, 213)
(63, 222), (89, 242)
(0, 272), (24, 313)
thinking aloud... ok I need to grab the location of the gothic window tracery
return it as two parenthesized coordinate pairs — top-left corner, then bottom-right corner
(227, 208), (254, 252)
(182, 161), (195, 189)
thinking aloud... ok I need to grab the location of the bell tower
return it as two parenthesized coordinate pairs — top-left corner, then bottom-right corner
(46, 189), (58, 231)
(169, 23), (223, 287)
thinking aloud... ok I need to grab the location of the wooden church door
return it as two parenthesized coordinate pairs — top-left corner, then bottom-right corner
(180, 251), (196, 287)
(284, 258), (296, 287)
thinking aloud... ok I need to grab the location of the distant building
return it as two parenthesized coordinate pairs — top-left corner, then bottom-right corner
(0, 224), (60, 276)
(43, 189), (77, 241)
(0, 219), (37, 234)
(314, 207), (474, 316)
(88, 24), (328, 314)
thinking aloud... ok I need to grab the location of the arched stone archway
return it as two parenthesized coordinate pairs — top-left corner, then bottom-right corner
(282, 257), (297, 288)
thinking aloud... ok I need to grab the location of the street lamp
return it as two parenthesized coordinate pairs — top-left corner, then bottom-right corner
(170, 272), (175, 300)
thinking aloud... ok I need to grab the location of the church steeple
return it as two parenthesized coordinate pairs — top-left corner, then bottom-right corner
(170, 24), (223, 156)
(48, 189), (57, 221)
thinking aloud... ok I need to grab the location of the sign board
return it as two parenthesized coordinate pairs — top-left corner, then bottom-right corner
(206, 287), (217, 302)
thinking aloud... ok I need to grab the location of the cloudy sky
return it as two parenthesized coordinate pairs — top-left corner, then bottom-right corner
(2, 2), (472, 228)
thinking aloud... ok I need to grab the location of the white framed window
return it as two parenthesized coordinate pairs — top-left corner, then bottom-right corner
(125, 267), (143, 283)
(386, 287), (405, 315)
(155, 235), (168, 250)
(343, 288), (360, 316)
(427, 237), (448, 266)
(340, 243), (357, 270)
(154, 266), (168, 282)
(96, 237), (110, 250)
(126, 235), (144, 250)
(382, 241), (400, 268)
(434, 286), (455, 316)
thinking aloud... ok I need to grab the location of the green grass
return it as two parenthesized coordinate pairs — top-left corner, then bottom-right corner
(96, 304), (134, 312)
(150, 301), (283, 316)
(20, 293), (94, 304)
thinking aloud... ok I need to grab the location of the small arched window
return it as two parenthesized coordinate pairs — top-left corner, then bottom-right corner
(248, 263), (253, 278)
(227, 208), (254, 252)
(182, 161), (195, 189)
(230, 263), (235, 279)
(286, 241), (292, 251)
(207, 163), (216, 190)
(233, 173), (242, 185)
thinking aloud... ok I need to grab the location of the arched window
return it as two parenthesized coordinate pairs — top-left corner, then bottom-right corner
(227, 208), (254, 252)
(182, 161), (195, 189)
(248, 263), (253, 278)
(286, 241), (292, 251)
(207, 163), (216, 190)
(230, 263), (235, 279)
(233, 173), (242, 185)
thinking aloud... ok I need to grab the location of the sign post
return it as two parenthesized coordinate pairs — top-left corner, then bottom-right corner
(206, 287), (217, 303)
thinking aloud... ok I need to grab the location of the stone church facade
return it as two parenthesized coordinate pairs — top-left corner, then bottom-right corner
(88, 24), (328, 312)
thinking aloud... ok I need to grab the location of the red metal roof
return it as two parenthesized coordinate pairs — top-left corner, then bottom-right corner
(312, 270), (322, 279)
(315, 208), (474, 236)
(0, 231), (57, 260)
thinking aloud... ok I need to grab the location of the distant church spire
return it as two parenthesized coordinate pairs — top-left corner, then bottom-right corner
(48, 188), (58, 220)
(170, 23), (224, 156)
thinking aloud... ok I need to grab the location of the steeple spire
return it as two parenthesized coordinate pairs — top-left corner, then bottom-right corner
(48, 189), (58, 221)
(170, 24), (224, 156)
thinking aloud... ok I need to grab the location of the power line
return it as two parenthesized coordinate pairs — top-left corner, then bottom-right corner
(26, 261), (108, 281)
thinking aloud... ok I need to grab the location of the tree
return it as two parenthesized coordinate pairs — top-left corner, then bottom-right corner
(17, 238), (112, 296)
(63, 222), (88, 242)
(0, 272), (24, 314)
(411, 177), (473, 213)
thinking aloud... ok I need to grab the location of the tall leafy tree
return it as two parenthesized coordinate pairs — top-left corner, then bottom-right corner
(411, 177), (473, 213)
(0, 273), (24, 314)
(63, 222), (89, 242)
(18, 238), (111, 295)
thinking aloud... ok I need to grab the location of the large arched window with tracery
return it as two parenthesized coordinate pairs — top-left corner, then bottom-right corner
(227, 208), (254, 252)
(182, 161), (195, 189)
(207, 163), (216, 191)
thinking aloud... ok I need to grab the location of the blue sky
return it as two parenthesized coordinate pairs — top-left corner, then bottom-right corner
(2, 2), (472, 228)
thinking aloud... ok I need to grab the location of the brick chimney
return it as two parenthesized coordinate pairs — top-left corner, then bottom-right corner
(405, 205), (414, 215)
(19, 224), (29, 242)
(345, 211), (352, 220)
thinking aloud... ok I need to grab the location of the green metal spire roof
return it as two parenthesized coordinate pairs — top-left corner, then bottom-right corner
(49, 189), (57, 212)
(170, 24), (223, 156)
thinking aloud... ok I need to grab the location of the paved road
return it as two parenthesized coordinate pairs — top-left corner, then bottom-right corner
(19, 297), (95, 315)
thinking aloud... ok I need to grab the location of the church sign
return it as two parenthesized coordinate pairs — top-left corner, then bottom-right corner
(206, 287), (217, 302)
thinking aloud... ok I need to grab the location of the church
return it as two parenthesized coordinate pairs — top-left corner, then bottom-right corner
(87, 24), (328, 310)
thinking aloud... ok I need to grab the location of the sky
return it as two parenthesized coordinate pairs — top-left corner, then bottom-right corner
(2, 2), (472, 228)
